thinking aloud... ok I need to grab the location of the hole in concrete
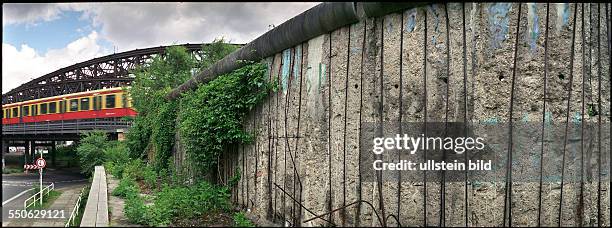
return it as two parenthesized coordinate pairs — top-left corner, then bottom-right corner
(354, 84), (359, 89)
(498, 72), (505, 81)
(558, 73), (565, 80)
(531, 104), (539, 111)
(441, 78), (448, 83)
(394, 84), (399, 89)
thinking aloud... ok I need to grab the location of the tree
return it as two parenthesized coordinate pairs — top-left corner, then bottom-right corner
(76, 131), (109, 175)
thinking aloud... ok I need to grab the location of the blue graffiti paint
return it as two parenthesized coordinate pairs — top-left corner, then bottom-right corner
(482, 117), (500, 125)
(488, 3), (512, 49)
(293, 46), (302, 85)
(266, 59), (272, 78)
(522, 113), (530, 122)
(572, 111), (582, 124)
(544, 111), (552, 124)
(319, 63), (326, 92)
(406, 9), (417, 33)
(281, 49), (291, 93)
(557, 3), (570, 31)
(527, 3), (540, 51)
(428, 5), (440, 45)
(386, 17), (393, 34)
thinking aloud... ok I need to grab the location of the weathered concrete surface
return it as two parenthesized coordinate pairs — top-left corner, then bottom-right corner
(81, 166), (109, 227)
(203, 3), (611, 227)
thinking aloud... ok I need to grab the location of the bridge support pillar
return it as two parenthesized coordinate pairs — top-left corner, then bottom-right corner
(25, 140), (31, 165)
(51, 142), (56, 167)
(29, 141), (36, 164)
(117, 132), (125, 141)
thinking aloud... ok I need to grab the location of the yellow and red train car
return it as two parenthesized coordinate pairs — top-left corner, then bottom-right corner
(2, 87), (137, 125)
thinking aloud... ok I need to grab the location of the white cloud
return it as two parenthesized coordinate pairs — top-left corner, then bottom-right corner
(3, 3), (64, 26)
(2, 31), (109, 93)
(2, 3), (319, 92)
(79, 2), (319, 51)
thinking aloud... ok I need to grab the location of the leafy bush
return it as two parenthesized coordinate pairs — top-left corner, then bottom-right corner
(233, 212), (255, 227)
(122, 159), (145, 181)
(125, 115), (152, 159)
(124, 194), (147, 225)
(105, 142), (129, 165)
(132, 181), (232, 226)
(76, 131), (109, 176)
(104, 142), (130, 178)
(143, 166), (158, 189)
(112, 177), (139, 198)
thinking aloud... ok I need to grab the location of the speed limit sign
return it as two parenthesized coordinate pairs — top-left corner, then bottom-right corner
(36, 158), (46, 169)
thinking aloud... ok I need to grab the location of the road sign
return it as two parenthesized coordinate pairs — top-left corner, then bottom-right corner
(24, 164), (39, 169)
(36, 158), (47, 169)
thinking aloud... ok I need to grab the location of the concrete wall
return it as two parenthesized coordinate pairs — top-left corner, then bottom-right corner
(222, 3), (611, 227)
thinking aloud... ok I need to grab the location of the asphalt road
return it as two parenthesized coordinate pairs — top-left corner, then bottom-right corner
(2, 169), (88, 225)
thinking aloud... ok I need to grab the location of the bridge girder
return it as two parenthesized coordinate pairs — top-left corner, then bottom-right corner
(2, 43), (212, 105)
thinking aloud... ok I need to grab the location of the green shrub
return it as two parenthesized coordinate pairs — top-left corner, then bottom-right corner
(76, 131), (109, 176)
(104, 143), (130, 178)
(125, 115), (152, 159)
(233, 212), (255, 227)
(139, 181), (231, 226)
(123, 159), (145, 181)
(112, 177), (139, 198)
(105, 142), (129, 165)
(124, 194), (147, 225)
(143, 166), (157, 189)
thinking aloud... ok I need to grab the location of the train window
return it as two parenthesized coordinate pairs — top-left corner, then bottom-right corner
(121, 94), (127, 108)
(105, 95), (116, 108)
(22, 106), (29, 116)
(60, 101), (66, 113)
(41, 103), (48, 115)
(12, 107), (18, 117)
(49, 102), (57, 114)
(93, 96), (102, 110)
(80, 98), (90, 111)
(70, 99), (79, 112)
(32, 105), (38, 116)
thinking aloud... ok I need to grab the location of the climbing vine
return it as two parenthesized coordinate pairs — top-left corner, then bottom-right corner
(124, 39), (271, 179)
(151, 100), (178, 171)
(177, 62), (271, 176)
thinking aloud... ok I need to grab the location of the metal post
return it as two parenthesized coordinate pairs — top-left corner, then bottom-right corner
(39, 149), (43, 206)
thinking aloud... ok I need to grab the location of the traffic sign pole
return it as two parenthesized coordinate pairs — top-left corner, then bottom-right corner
(34, 153), (47, 206)
(40, 151), (43, 206)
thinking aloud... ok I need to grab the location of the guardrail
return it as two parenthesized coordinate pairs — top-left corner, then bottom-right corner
(65, 187), (87, 227)
(24, 182), (54, 209)
(80, 166), (108, 227)
(2, 118), (131, 135)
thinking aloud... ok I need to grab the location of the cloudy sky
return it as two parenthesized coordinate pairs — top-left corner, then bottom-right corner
(2, 2), (318, 93)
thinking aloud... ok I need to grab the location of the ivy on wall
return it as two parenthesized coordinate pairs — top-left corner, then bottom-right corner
(124, 39), (271, 179)
(177, 62), (271, 176)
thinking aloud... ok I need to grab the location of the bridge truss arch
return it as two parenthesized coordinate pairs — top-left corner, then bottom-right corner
(2, 43), (215, 105)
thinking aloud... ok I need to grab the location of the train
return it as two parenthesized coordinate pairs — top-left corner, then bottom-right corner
(2, 87), (137, 125)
